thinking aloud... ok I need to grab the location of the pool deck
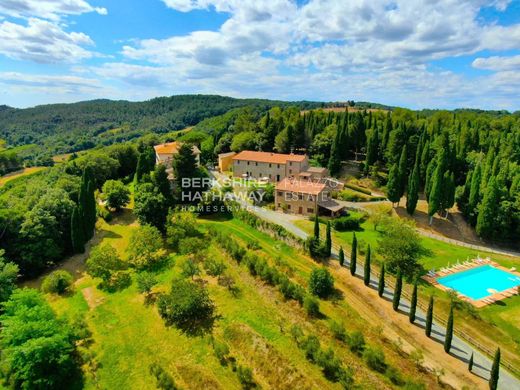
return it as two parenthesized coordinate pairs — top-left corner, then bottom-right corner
(422, 258), (520, 308)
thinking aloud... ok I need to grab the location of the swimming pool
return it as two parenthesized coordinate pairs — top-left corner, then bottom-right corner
(437, 265), (520, 300)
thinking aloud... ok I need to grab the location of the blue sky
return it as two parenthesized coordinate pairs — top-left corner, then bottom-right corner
(0, 0), (519, 110)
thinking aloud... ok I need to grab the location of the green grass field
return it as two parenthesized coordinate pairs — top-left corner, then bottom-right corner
(43, 214), (444, 389)
(294, 216), (520, 369)
(0, 167), (47, 186)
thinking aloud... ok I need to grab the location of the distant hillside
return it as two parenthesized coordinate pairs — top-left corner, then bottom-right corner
(0, 95), (323, 156)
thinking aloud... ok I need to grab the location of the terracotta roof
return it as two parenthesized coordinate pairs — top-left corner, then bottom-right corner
(154, 142), (200, 155)
(232, 150), (307, 164)
(276, 178), (327, 195)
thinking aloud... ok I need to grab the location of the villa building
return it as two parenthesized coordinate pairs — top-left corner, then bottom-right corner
(232, 150), (309, 182)
(218, 151), (236, 172)
(153, 141), (201, 180)
(275, 178), (345, 216)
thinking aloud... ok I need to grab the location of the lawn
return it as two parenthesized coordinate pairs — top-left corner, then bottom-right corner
(294, 217), (520, 370)
(43, 214), (443, 389)
(0, 167), (47, 186)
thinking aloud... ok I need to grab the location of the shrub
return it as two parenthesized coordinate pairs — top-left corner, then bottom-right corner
(344, 183), (372, 195)
(108, 271), (132, 292)
(236, 365), (255, 389)
(363, 347), (387, 372)
(316, 347), (344, 381)
(304, 295), (320, 317)
(309, 268), (334, 298)
(204, 258), (227, 277)
(157, 279), (215, 335)
(149, 363), (179, 390)
(41, 270), (73, 295)
(301, 335), (321, 362)
(403, 381), (426, 390)
(97, 204), (112, 222)
(386, 366), (405, 386)
(338, 189), (367, 202)
(127, 225), (167, 270)
(136, 272), (157, 295)
(213, 340), (231, 366)
(348, 331), (365, 354)
(329, 320), (347, 342)
(331, 215), (361, 231)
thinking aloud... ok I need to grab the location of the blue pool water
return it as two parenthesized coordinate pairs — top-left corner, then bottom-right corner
(437, 265), (520, 300)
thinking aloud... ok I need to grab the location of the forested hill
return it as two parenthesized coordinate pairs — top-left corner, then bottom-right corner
(0, 95), (323, 156)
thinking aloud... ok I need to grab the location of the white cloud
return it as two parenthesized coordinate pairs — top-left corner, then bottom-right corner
(472, 55), (520, 71)
(0, 0), (107, 21)
(0, 18), (95, 63)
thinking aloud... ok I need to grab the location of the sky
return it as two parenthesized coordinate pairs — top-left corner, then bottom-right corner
(0, 0), (519, 110)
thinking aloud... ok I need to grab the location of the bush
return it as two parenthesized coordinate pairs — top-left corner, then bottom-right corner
(306, 236), (329, 259)
(304, 295), (321, 317)
(97, 204), (112, 222)
(157, 279), (215, 335)
(329, 320), (347, 342)
(41, 270), (73, 295)
(344, 183), (372, 195)
(204, 258), (227, 277)
(363, 347), (387, 372)
(301, 335), (321, 361)
(309, 268), (334, 298)
(331, 215), (361, 231)
(149, 363), (179, 390)
(213, 340), (231, 366)
(386, 366), (405, 386)
(236, 365), (255, 389)
(348, 331), (365, 354)
(127, 225), (167, 270)
(338, 189), (367, 202)
(136, 272), (157, 295)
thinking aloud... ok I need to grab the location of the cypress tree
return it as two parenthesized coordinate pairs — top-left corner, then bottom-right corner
(386, 163), (401, 205)
(468, 352), (474, 372)
(313, 215), (320, 241)
(338, 247), (344, 266)
(328, 127), (342, 176)
(425, 296), (434, 337)
(468, 162), (482, 224)
(476, 177), (499, 239)
(441, 171), (456, 218)
(134, 152), (146, 183)
(406, 166), (420, 215)
(409, 278), (418, 323)
(350, 233), (357, 276)
(428, 165), (443, 224)
(397, 145), (408, 198)
(85, 179), (96, 240)
(392, 269), (402, 311)
(70, 206), (85, 254)
(325, 221), (332, 257)
(378, 263), (385, 297)
(489, 348), (500, 390)
(444, 302), (454, 353)
(364, 245), (371, 286)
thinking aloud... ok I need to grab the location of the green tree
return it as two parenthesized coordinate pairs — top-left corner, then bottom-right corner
(468, 162), (482, 224)
(406, 166), (420, 215)
(409, 278), (418, 323)
(328, 126), (342, 176)
(378, 218), (425, 278)
(86, 243), (127, 289)
(0, 289), (79, 389)
(309, 268), (335, 298)
(303, 295), (321, 317)
(173, 143), (199, 203)
(428, 165), (443, 224)
(386, 163), (401, 205)
(0, 250), (18, 303)
(476, 177), (500, 239)
(350, 232), (357, 276)
(468, 352), (473, 372)
(378, 263), (385, 297)
(102, 180), (130, 211)
(180, 258), (201, 280)
(425, 296), (434, 337)
(397, 145), (408, 197)
(70, 206), (85, 254)
(134, 183), (169, 232)
(157, 279), (215, 335)
(338, 246), (345, 266)
(489, 348), (500, 390)
(136, 272), (158, 297)
(231, 131), (257, 152)
(41, 270), (73, 295)
(363, 245), (371, 286)
(152, 164), (173, 205)
(325, 221), (332, 257)
(392, 269), (402, 311)
(127, 225), (167, 270)
(441, 171), (455, 218)
(444, 303), (454, 353)
(314, 215), (320, 241)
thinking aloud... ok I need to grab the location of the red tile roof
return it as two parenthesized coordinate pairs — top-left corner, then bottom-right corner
(154, 142), (200, 155)
(232, 150), (307, 164)
(276, 178), (327, 195)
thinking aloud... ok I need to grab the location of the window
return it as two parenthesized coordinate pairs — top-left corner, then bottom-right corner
(289, 169), (292, 174)
(277, 203), (281, 207)
(307, 208), (314, 213)
(277, 164), (280, 168)
(255, 162), (258, 166)
(277, 191), (283, 196)
(287, 204), (291, 209)
(260, 173), (262, 177)
(236, 160), (240, 165)
(289, 162), (292, 166)
(269, 174), (272, 178)
(299, 194), (304, 200)
(247, 161), (250, 166)
(269, 163), (272, 168)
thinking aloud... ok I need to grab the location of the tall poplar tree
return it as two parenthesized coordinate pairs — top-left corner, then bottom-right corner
(378, 263), (385, 297)
(428, 165), (443, 224)
(350, 233), (357, 276)
(397, 145), (408, 198)
(364, 245), (371, 286)
(70, 206), (85, 254)
(406, 166), (420, 215)
(489, 348), (500, 390)
(314, 215), (320, 241)
(409, 279), (418, 323)
(386, 163), (401, 205)
(325, 221), (332, 257)
(392, 269), (402, 311)
(338, 247), (344, 266)
(476, 176), (500, 238)
(328, 127), (342, 176)
(425, 296), (434, 337)
(444, 302), (454, 353)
